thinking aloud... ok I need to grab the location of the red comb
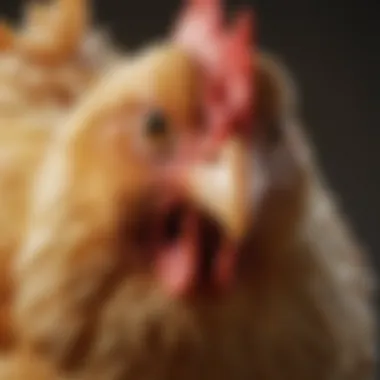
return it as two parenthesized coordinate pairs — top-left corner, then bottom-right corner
(172, 0), (255, 142)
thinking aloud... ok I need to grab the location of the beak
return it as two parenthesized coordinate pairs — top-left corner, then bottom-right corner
(183, 138), (252, 241)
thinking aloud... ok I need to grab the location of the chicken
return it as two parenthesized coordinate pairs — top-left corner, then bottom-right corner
(0, 0), (376, 379)
(0, 0), (119, 114)
(0, 0), (119, 358)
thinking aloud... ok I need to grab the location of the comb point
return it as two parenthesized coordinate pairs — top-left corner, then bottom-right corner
(233, 11), (254, 45)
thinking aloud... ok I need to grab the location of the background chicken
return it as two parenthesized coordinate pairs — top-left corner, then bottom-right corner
(0, 0), (119, 114)
(0, 0), (120, 355)
(0, 0), (376, 379)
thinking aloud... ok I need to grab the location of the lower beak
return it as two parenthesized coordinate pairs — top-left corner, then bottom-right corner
(183, 138), (252, 241)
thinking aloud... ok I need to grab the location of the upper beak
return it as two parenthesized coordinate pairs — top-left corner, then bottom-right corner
(183, 138), (252, 241)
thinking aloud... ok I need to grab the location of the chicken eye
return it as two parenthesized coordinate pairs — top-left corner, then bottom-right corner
(144, 109), (169, 139)
(140, 108), (175, 159)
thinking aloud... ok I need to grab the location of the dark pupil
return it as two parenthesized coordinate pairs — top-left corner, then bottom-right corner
(146, 110), (167, 137)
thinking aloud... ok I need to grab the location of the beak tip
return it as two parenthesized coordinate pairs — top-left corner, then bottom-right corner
(184, 138), (252, 242)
